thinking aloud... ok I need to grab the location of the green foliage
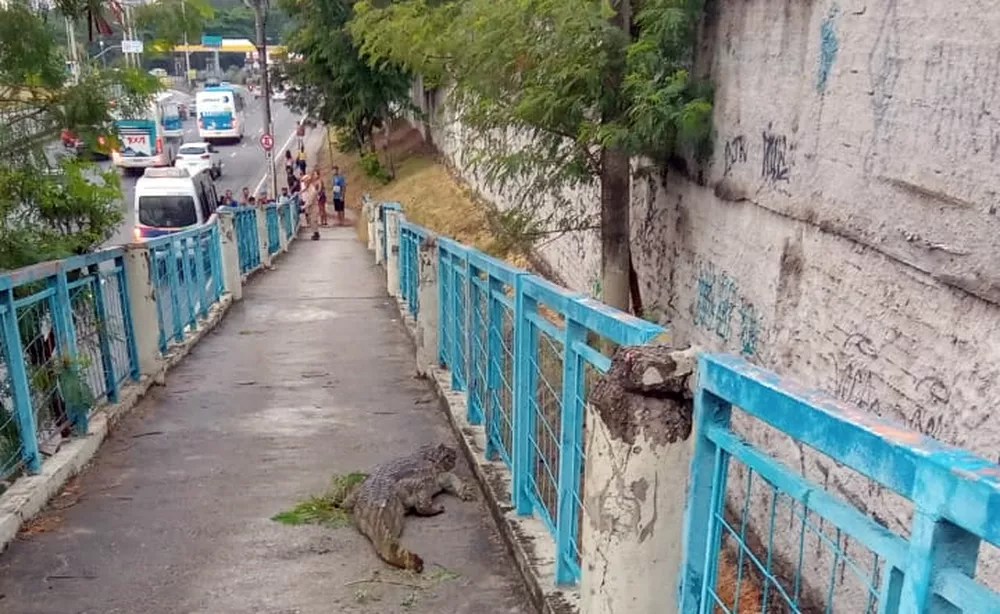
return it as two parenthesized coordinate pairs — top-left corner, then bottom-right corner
(277, 0), (412, 151)
(0, 5), (157, 271)
(271, 472), (368, 529)
(349, 0), (713, 218)
(360, 151), (392, 184)
(203, 5), (290, 41)
(135, 0), (215, 48)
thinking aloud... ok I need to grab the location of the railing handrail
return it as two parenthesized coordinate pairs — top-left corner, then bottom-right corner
(699, 352), (1000, 543)
(144, 219), (219, 249)
(0, 247), (126, 290)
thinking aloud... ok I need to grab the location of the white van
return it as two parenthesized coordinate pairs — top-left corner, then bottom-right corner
(133, 166), (220, 240)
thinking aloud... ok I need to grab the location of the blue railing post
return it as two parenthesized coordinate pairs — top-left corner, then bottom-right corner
(51, 270), (87, 434)
(192, 233), (208, 319)
(89, 264), (119, 403)
(438, 247), (450, 368)
(512, 273), (538, 515)
(115, 253), (141, 381)
(451, 251), (467, 392)
(485, 274), (505, 462)
(679, 362), (734, 613)
(1, 289), (41, 473)
(180, 236), (198, 329)
(165, 241), (184, 343)
(555, 317), (586, 585)
(467, 261), (484, 426)
(211, 223), (224, 301)
(898, 506), (980, 612)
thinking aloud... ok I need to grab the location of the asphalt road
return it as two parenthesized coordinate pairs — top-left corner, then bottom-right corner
(104, 92), (301, 246)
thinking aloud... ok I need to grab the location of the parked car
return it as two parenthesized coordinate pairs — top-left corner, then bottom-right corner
(174, 142), (222, 179)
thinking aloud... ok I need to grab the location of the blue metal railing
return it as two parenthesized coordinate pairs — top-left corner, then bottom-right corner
(398, 219), (424, 317)
(146, 222), (224, 355)
(0, 249), (139, 479)
(385, 205), (665, 586)
(680, 354), (1000, 613)
(232, 206), (261, 275)
(266, 204), (281, 256)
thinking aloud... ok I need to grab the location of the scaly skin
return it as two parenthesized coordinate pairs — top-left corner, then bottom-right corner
(342, 444), (475, 572)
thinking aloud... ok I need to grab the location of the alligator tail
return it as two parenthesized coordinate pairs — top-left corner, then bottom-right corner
(375, 537), (424, 573)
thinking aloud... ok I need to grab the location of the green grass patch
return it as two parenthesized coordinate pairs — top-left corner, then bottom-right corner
(271, 472), (368, 529)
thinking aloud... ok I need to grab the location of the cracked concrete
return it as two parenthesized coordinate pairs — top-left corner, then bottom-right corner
(0, 225), (532, 614)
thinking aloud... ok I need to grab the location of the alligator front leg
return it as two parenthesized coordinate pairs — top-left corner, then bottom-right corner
(437, 471), (476, 501)
(410, 489), (446, 516)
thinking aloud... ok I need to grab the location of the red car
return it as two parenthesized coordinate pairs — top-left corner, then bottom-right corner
(60, 129), (111, 160)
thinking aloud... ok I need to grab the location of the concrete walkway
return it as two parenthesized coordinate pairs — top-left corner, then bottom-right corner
(0, 225), (530, 614)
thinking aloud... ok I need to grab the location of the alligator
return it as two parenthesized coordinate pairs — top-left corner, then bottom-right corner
(342, 443), (475, 572)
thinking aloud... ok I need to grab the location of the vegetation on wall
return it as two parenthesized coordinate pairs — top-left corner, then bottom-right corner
(349, 0), (712, 312)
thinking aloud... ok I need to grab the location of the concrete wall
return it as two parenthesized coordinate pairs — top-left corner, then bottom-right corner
(407, 0), (1000, 603)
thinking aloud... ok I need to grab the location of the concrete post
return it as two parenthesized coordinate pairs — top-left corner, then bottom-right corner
(256, 206), (271, 269)
(217, 210), (243, 301)
(365, 196), (377, 251)
(122, 244), (164, 378)
(414, 235), (440, 377)
(580, 345), (699, 614)
(386, 209), (401, 297)
(374, 204), (386, 266)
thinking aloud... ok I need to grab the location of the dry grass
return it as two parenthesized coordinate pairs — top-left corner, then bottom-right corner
(316, 120), (529, 270)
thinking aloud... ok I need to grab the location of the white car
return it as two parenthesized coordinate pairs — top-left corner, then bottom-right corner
(272, 89), (287, 101)
(175, 142), (222, 179)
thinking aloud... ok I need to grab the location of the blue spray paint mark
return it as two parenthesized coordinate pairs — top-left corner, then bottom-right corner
(817, 6), (840, 93)
(693, 264), (762, 355)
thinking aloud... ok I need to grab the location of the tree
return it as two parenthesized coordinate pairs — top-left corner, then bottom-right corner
(134, 0), (215, 49)
(0, 3), (160, 270)
(277, 0), (412, 152)
(350, 0), (712, 312)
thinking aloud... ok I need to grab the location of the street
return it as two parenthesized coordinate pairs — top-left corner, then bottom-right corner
(103, 91), (301, 246)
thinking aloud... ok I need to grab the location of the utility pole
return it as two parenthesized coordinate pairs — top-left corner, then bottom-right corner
(248, 0), (277, 199)
(181, 0), (192, 87)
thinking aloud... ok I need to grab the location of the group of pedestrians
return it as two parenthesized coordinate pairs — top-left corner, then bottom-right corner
(296, 162), (347, 242)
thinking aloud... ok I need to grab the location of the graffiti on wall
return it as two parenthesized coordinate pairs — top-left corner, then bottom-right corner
(825, 327), (953, 440)
(693, 262), (761, 356)
(719, 128), (794, 183)
(761, 130), (792, 183)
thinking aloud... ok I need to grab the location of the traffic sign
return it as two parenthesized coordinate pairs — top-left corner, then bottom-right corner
(259, 133), (274, 151)
(201, 35), (223, 48)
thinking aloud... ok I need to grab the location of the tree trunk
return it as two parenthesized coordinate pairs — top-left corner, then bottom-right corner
(600, 146), (632, 312)
(598, 0), (633, 313)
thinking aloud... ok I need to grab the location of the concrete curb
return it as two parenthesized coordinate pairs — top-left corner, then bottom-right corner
(393, 298), (580, 614)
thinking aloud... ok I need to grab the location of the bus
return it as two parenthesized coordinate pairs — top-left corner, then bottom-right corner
(110, 98), (177, 173)
(158, 93), (184, 139)
(195, 86), (246, 143)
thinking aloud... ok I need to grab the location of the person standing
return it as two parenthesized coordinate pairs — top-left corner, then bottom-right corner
(284, 149), (294, 180)
(331, 165), (347, 226)
(240, 186), (251, 205)
(301, 171), (321, 241)
(295, 146), (307, 175)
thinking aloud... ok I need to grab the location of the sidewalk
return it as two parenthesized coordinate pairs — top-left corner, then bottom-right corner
(0, 224), (531, 614)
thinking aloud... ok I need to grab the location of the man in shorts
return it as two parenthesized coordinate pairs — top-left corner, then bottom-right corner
(331, 165), (347, 226)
